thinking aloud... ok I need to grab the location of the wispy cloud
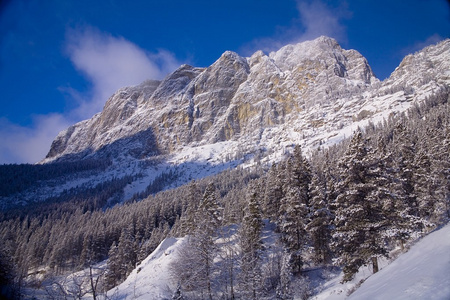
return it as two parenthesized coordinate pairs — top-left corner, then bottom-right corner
(241, 0), (350, 55)
(401, 34), (445, 56)
(65, 26), (181, 119)
(0, 114), (70, 164)
(0, 26), (181, 164)
(296, 0), (349, 43)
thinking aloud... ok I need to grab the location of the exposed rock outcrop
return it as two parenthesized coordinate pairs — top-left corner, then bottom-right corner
(44, 36), (449, 162)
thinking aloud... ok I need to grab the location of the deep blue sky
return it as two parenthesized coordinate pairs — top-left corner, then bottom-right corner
(0, 0), (449, 164)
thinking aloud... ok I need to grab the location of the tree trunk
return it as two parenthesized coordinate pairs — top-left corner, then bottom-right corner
(371, 256), (379, 274)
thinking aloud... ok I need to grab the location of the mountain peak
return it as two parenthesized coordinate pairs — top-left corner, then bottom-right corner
(43, 38), (448, 165)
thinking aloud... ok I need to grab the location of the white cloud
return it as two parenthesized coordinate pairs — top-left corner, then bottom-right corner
(401, 34), (444, 56)
(0, 114), (70, 164)
(296, 0), (349, 43)
(65, 26), (181, 119)
(241, 0), (349, 55)
(0, 26), (182, 164)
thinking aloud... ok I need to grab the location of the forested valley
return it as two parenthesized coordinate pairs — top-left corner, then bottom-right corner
(0, 87), (449, 299)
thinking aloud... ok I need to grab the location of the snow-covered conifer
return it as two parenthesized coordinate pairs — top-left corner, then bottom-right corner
(307, 172), (332, 265)
(275, 252), (293, 300)
(263, 164), (284, 222)
(332, 130), (390, 281)
(239, 183), (264, 300)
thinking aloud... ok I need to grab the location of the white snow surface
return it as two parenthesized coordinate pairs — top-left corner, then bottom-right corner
(312, 223), (450, 300)
(348, 223), (450, 300)
(108, 237), (186, 300)
(109, 223), (450, 300)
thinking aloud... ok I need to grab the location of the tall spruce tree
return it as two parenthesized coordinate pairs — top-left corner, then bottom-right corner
(373, 135), (417, 250)
(179, 180), (202, 236)
(170, 183), (221, 299)
(105, 241), (120, 289)
(307, 172), (332, 265)
(239, 183), (264, 300)
(193, 182), (221, 299)
(263, 164), (284, 222)
(392, 122), (419, 218)
(279, 184), (308, 274)
(275, 251), (294, 300)
(290, 145), (312, 208)
(117, 226), (137, 277)
(332, 131), (390, 282)
(278, 145), (311, 274)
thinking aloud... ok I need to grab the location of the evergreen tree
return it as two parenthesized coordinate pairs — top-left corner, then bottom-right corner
(332, 131), (390, 282)
(414, 147), (440, 227)
(105, 241), (120, 289)
(117, 226), (137, 279)
(196, 182), (221, 236)
(392, 122), (419, 218)
(373, 135), (417, 250)
(307, 172), (332, 265)
(179, 182), (221, 299)
(263, 164), (284, 222)
(275, 252), (293, 300)
(279, 184), (307, 274)
(179, 180), (202, 236)
(290, 145), (312, 208)
(239, 183), (264, 300)
(434, 124), (450, 222)
(0, 245), (18, 300)
(389, 124), (428, 245)
(278, 146), (311, 274)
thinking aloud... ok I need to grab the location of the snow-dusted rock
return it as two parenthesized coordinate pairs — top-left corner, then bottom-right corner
(43, 36), (385, 161)
(32, 36), (450, 205)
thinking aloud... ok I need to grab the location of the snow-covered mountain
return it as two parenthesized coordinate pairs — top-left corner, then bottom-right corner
(43, 36), (374, 161)
(44, 36), (449, 163)
(2, 36), (449, 209)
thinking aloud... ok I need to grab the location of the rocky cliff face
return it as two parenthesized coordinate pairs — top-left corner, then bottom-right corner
(44, 36), (449, 164)
(45, 36), (392, 162)
(3, 35), (440, 207)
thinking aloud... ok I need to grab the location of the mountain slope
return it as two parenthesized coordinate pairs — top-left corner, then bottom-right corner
(1, 37), (449, 211)
(108, 237), (186, 299)
(44, 37), (449, 166)
(109, 223), (450, 300)
(43, 37), (449, 167)
(348, 223), (450, 300)
(43, 36), (378, 162)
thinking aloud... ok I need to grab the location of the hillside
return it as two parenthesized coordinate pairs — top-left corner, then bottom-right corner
(108, 223), (450, 300)
(347, 223), (450, 300)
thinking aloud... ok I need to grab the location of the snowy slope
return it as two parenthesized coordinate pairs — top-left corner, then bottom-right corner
(111, 223), (450, 300)
(312, 223), (450, 300)
(107, 237), (186, 300)
(348, 223), (450, 300)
